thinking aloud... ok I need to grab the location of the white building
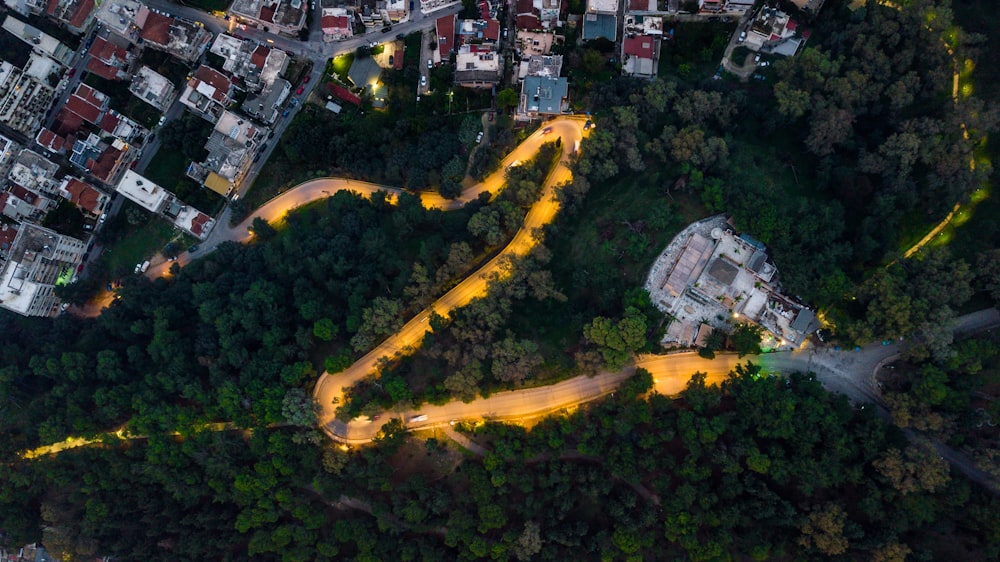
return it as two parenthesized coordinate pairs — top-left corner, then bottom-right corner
(129, 66), (177, 111)
(0, 223), (85, 317)
(0, 58), (55, 137)
(115, 170), (170, 213)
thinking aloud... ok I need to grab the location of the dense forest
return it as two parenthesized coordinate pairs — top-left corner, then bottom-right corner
(4, 365), (999, 560)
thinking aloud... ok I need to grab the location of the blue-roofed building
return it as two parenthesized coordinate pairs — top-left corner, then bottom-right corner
(518, 75), (568, 120)
(582, 0), (619, 41)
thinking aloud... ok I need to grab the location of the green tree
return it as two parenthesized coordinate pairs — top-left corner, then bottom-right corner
(497, 88), (518, 111)
(730, 323), (762, 357)
(584, 308), (647, 370)
(313, 318), (338, 341)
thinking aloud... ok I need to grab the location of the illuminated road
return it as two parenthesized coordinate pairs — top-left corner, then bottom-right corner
(314, 117), (588, 438)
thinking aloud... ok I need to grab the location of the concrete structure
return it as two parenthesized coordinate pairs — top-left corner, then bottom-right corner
(244, 78), (291, 124)
(0, 223), (85, 317)
(114, 171), (215, 239)
(744, 6), (800, 54)
(135, 5), (213, 62)
(517, 75), (567, 120)
(94, 0), (141, 40)
(623, 14), (663, 36)
(129, 65), (176, 111)
(2, 15), (74, 66)
(85, 35), (134, 81)
(0, 58), (55, 137)
(97, 109), (145, 143)
(458, 18), (500, 46)
(115, 169), (170, 213)
(518, 53), (562, 80)
(0, 183), (55, 222)
(646, 216), (819, 350)
(230, 0), (308, 35)
(8, 149), (60, 197)
(186, 110), (266, 195)
(514, 0), (561, 30)
(622, 35), (657, 77)
(34, 128), (66, 154)
(210, 35), (289, 91)
(454, 44), (501, 88)
(582, 0), (618, 41)
(180, 65), (233, 122)
(515, 30), (560, 58)
(58, 177), (108, 216)
(0, 134), (22, 178)
(321, 8), (353, 42)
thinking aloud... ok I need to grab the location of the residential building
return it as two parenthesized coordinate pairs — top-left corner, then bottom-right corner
(244, 78), (291, 124)
(698, 0), (722, 12)
(85, 35), (134, 81)
(627, 0), (655, 10)
(8, 149), (60, 197)
(518, 53), (562, 80)
(726, 0), (755, 12)
(97, 109), (146, 143)
(34, 128), (67, 154)
(230, 0), (308, 35)
(622, 34), (657, 77)
(788, 0), (826, 13)
(517, 75), (567, 120)
(0, 222), (17, 261)
(381, 0), (409, 25)
(745, 6), (798, 53)
(457, 18), (500, 47)
(69, 133), (133, 186)
(0, 59), (55, 137)
(115, 169), (170, 213)
(515, 0), (561, 30)
(582, 0), (618, 41)
(0, 133), (22, 178)
(0, 183), (56, 222)
(129, 65), (176, 111)
(180, 65), (234, 122)
(115, 172), (214, 238)
(136, 5), (213, 62)
(186, 110), (266, 195)
(435, 13), (456, 62)
(321, 8), (353, 42)
(623, 13), (663, 36)
(94, 0), (141, 41)
(210, 36), (289, 91)
(64, 83), (109, 125)
(58, 177), (108, 216)
(43, 0), (95, 34)
(515, 29), (560, 57)
(1, 15), (74, 65)
(0, 223), (85, 317)
(454, 44), (501, 88)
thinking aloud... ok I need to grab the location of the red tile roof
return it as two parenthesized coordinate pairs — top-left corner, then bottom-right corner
(140, 11), (173, 45)
(516, 14), (540, 30)
(189, 212), (210, 236)
(69, 0), (94, 28)
(85, 57), (121, 80)
(66, 94), (103, 123)
(64, 178), (103, 214)
(0, 223), (17, 252)
(90, 145), (122, 183)
(484, 19), (500, 41)
(75, 83), (106, 107)
(436, 14), (455, 58)
(786, 19), (797, 31)
(326, 82), (361, 105)
(99, 112), (119, 134)
(9, 184), (38, 205)
(515, 0), (534, 13)
(260, 4), (276, 23)
(623, 35), (655, 59)
(35, 128), (66, 153)
(191, 65), (232, 102)
(45, 0), (59, 15)
(251, 45), (269, 68)
(0, 192), (8, 215)
(628, 0), (648, 10)
(393, 49), (403, 70)
(478, 0), (489, 19)
(52, 107), (85, 137)
(89, 36), (128, 64)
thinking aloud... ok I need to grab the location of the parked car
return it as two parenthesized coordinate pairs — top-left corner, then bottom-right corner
(475, 131), (483, 143)
(409, 414), (428, 423)
(388, 55), (394, 66)
(282, 110), (290, 117)
(99, 213), (107, 223)
(754, 53), (761, 64)
(541, 126), (552, 135)
(738, 31), (746, 43)
(253, 154), (261, 162)
(488, 111), (494, 121)
(188, 245), (199, 253)
(427, 59), (432, 69)
(296, 86), (304, 94)
(420, 75), (426, 86)
(758, 60), (770, 68)
(397, 32), (407, 40)
(68, 68), (76, 78)
(107, 282), (113, 292)
(303, 74), (311, 83)
(381, 25), (392, 33)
